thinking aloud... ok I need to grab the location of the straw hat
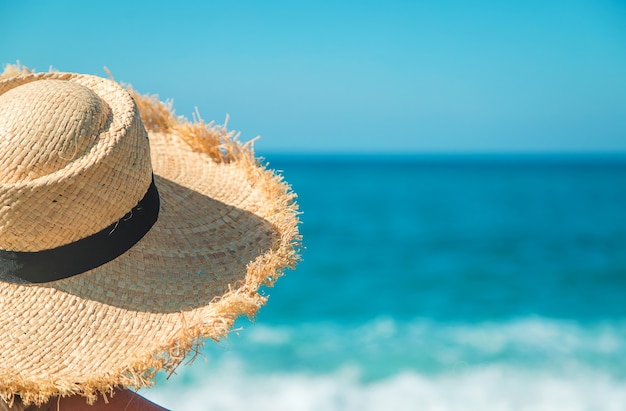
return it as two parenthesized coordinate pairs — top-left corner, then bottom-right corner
(0, 65), (300, 406)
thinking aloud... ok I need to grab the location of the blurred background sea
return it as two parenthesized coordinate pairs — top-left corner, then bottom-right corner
(145, 153), (626, 411)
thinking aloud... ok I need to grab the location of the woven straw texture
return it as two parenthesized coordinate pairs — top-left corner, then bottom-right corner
(0, 65), (300, 406)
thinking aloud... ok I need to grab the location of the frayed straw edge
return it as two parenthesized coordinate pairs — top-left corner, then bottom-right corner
(0, 64), (302, 406)
(125, 83), (246, 164)
(0, 62), (32, 80)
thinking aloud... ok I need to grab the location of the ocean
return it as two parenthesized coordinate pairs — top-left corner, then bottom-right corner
(144, 154), (626, 411)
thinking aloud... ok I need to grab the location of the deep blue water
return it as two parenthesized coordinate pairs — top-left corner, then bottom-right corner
(148, 154), (626, 411)
(260, 154), (626, 323)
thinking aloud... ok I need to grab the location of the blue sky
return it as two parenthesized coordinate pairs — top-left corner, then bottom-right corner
(1, 0), (625, 153)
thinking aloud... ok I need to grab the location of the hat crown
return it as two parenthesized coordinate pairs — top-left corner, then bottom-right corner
(0, 80), (111, 184)
(0, 73), (152, 252)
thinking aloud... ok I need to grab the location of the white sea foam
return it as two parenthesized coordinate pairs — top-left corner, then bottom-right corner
(142, 364), (626, 411)
(141, 317), (626, 410)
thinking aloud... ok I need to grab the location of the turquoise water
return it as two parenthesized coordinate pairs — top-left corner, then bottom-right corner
(146, 155), (626, 411)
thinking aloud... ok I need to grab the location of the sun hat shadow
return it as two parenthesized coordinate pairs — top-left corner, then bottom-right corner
(44, 175), (278, 313)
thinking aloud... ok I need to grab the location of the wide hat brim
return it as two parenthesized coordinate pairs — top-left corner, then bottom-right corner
(0, 67), (301, 406)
